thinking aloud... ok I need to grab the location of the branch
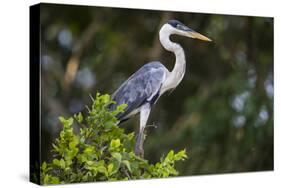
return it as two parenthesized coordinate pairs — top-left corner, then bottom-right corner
(64, 18), (99, 89)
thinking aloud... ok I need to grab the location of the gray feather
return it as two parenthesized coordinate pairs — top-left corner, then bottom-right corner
(109, 61), (167, 120)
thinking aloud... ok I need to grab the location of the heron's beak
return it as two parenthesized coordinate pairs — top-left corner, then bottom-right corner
(184, 30), (212, 42)
(177, 24), (212, 42)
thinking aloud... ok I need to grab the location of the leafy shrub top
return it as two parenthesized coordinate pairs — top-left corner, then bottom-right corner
(40, 93), (187, 185)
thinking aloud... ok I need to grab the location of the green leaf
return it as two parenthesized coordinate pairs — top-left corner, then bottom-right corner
(97, 166), (107, 175)
(52, 143), (59, 152)
(43, 175), (60, 185)
(122, 160), (132, 173)
(107, 163), (114, 174)
(116, 104), (127, 112)
(58, 117), (73, 127)
(60, 159), (65, 169)
(166, 150), (174, 161)
(43, 174), (49, 184)
(53, 159), (60, 166)
(102, 94), (110, 103)
(104, 121), (115, 130)
(111, 160), (121, 174)
(69, 139), (78, 149)
(112, 152), (122, 162)
(49, 176), (60, 184)
(110, 139), (121, 148)
(174, 149), (188, 160)
(42, 162), (47, 171)
(74, 112), (83, 123)
(84, 146), (93, 154)
(127, 132), (135, 140)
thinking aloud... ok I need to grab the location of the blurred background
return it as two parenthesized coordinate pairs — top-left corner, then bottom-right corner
(40, 3), (273, 176)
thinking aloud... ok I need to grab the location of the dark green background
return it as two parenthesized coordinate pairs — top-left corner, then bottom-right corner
(40, 3), (273, 176)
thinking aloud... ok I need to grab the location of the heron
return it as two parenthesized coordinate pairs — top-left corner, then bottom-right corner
(108, 20), (211, 157)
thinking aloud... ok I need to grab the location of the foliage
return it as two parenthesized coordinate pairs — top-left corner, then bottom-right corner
(40, 93), (187, 185)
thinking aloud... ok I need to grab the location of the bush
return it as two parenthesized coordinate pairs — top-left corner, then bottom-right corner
(40, 93), (187, 185)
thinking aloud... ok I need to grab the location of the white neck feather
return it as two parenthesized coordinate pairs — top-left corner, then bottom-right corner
(159, 24), (186, 93)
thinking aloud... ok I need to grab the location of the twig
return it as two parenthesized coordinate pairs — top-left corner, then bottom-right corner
(146, 123), (158, 129)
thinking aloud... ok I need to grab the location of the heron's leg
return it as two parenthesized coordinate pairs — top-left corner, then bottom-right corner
(135, 103), (151, 158)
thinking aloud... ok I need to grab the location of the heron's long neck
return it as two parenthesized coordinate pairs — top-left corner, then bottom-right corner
(159, 29), (186, 92)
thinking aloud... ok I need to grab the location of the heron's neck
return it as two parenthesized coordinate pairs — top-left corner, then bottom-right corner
(159, 29), (186, 92)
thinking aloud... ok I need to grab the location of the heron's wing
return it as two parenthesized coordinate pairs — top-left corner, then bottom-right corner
(109, 61), (167, 120)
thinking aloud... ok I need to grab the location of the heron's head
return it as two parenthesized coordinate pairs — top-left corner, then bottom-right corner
(163, 19), (212, 42)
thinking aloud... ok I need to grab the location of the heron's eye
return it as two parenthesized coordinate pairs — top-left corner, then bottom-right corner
(176, 24), (183, 30)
